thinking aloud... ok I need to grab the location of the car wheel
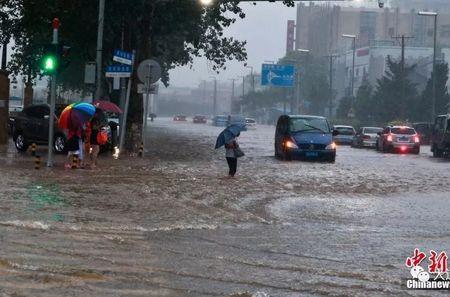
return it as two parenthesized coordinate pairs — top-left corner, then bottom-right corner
(53, 134), (66, 153)
(281, 149), (291, 161)
(326, 155), (336, 163)
(14, 133), (29, 152)
(433, 147), (443, 158)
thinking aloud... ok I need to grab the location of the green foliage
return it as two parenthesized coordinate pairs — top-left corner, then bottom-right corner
(371, 56), (418, 122)
(336, 96), (352, 119)
(354, 75), (375, 122)
(279, 52), (330, 115)
(417, 62), (450, 120)
(241, 87), (286, 113)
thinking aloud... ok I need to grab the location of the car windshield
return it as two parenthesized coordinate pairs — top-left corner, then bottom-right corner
(364, 128), (383, 134)
(391, 128), (415, 135)
(335, 127), (354, 135)
(289, 117), (330, 133)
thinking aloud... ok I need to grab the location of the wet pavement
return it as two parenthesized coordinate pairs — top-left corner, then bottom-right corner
(1, 118), (450, 296)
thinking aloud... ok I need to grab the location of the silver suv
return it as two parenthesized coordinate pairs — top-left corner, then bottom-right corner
(376, 126), (420, 154)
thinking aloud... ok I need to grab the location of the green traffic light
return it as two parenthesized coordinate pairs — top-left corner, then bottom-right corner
(41, 55), (58, 73)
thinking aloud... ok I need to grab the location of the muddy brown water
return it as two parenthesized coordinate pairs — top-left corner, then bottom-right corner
(1, 118), (449, 296)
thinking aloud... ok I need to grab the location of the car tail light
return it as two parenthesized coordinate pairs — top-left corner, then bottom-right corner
(414, 135), (420, 143)
(387, 134), (393, 142)
(400, 146), (407, 152)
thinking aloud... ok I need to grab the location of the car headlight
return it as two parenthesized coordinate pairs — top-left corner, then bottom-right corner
(285, 140), (298, 149)
(325, 142), (337, 150)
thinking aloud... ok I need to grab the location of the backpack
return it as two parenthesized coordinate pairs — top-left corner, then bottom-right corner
(97, 130), (108, 145)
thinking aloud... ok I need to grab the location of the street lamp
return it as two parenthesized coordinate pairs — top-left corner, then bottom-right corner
(418, 11), (438, 119)
(342, 34), (357, 103)
(199, 0), (214, 5)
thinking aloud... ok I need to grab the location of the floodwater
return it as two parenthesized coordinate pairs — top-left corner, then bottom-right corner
(1, 118), (449, 296)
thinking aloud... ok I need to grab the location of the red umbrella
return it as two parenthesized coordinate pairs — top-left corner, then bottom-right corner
(93, 100), (123, 113)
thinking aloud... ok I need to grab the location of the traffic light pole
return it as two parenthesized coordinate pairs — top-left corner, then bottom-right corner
(47, 18), (59, 167)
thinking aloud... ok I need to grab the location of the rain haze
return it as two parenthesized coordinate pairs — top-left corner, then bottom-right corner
(3, 0), (450, 296)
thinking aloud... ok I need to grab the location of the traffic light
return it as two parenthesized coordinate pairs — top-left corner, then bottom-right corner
(41, 54), (58, 73)
(39, 44), (71, 75)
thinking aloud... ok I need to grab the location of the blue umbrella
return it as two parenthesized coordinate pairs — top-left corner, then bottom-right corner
(215, 124), (245, 149)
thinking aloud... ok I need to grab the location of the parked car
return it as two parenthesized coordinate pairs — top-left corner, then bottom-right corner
(431, 115), (450, 158)
(11, 104), (67, 153)
(212, 115), (228, 127)
(332, 125), (356, 145)
(376, 126), (420, 154)
(412, 122), (433, 145)
(193, 115), (207, 124)
(173, 115), (187, 121)
(245, 118), (257, 129)
(352, 127), (383, 148)
(275, 115), (338, 162)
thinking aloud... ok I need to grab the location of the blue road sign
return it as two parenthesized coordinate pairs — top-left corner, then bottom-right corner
(105, 65), (132, 78)
(113, 49), (133, 65)
(261, 64), (295, 87)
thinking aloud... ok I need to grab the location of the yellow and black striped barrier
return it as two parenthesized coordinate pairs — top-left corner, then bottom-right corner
(31, 143), (37, 156)
(71, 155), (78, 169)
(34, 155), (41, 170)
(138, 142), (144, 157)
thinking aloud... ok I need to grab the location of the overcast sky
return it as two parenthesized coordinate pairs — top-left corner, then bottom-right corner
(168, 2), (297, 88)
(167, 1), (376, 89)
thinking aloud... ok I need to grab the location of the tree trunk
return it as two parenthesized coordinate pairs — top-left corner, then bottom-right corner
(124, 1), (155, 153)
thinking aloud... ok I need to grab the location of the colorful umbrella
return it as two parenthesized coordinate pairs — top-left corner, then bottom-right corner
(93, 100), (123, 114)
(58, 102), (96, 130)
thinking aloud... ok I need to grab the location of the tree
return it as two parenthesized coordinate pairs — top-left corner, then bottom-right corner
(372, 56), (418, 123)
(354, 75), (375, 123)
(336, 96), (352, 119)
(418, 62), (450, 121)
(279, 53), (329, 115)
(241, 87), (285, 113)
(5, 0), (300, 150)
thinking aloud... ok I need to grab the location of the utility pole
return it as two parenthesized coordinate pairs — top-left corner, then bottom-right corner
(391, 35), (414, 72)
(392, 34), (414, 119)
(95, 0), (105, 100)
(229, 78), (236, 113)
(325, 54), (337, 118)
(47, 18), (59, 167)
(210, 77), (217, 116)
(246, 66), (255, 93)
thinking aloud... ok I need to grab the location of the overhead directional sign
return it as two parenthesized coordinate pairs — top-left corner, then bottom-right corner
(113, 49), (133, 65)
(261, 64), (295, 87)
(105, 65), (132, 78)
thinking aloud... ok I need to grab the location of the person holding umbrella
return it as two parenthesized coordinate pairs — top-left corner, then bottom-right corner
(215, 124), (246, 177)
(59, 102), (96, 168)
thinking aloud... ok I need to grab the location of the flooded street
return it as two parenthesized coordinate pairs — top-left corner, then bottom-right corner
(1, 118), (450, 296)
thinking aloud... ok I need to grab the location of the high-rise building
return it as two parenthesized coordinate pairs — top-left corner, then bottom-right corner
(295, 3), (450, 55)
(393, 0), (450, 14)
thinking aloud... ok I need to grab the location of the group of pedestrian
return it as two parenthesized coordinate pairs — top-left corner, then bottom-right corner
(65, 110), (105, 169)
